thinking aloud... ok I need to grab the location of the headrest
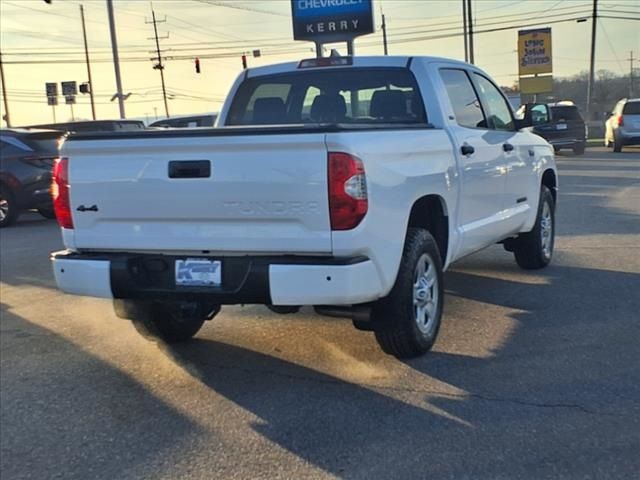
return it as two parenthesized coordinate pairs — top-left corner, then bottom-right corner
(252, 97), (286, 124)
(370, 90), (408, 119)
(310, 94), (347, 122)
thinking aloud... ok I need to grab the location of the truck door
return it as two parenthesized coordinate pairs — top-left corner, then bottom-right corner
(439, 68), (509, 256)
(471, 72), (535, 234)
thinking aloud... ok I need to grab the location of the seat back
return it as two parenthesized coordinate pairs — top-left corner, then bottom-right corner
(310, 94), (347, 122)
(370, 90), (408, 120)
(252, 97), (286, 124)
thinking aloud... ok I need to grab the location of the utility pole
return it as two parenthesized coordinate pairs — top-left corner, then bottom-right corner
(381, 13), (388, 55)
(106, 0), (125, 119)
(462, 0), (468, 62)
(629, 51), (635, 97)
(147, 9), (170, 118)
(80, 5), (96, 120)
(586, 0), (598, 118)
(466, 0), (475, 64)
(0, 52), (10, 127)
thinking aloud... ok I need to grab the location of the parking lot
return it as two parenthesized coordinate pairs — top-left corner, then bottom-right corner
(1, 146), (639, 479)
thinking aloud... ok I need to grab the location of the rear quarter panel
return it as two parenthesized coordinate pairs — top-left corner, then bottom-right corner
(326, 129), (458, 297)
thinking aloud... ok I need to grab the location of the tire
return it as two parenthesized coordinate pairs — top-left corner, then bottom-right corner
(37, 207), (56, 219)
(115, 300), (207, 344)
(613, 134), (623, 153)
(372, 228), (444, 359)
(572, 143), (585, 155)
(513, 186), (555, 270)
(0, 186), (19, 228)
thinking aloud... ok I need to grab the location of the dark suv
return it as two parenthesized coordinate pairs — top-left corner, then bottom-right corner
(517, 102), (586, 155)
(0, 129), (63, 227)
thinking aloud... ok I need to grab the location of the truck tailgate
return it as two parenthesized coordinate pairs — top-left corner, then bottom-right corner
(64, 133), (331, 253)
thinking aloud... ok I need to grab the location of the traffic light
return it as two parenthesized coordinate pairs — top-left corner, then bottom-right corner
(195, 57), (200, 74)
(79, 83), (90, 94)
(241, 54), (247, 70)
(43, 0), (52, 3)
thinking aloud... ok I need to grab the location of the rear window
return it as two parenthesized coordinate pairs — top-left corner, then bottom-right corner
(623, 102), (640, 115)
(550, 106), (583, 122)
(226, 67), (427, 126)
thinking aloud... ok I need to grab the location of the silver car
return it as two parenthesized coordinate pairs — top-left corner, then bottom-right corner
(605, 98), (640, 152)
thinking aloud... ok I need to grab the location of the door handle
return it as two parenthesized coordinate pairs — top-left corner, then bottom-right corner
(503, 143), (514, 152)
(461, 144), (475, 156)
(168, 160), (211, 179)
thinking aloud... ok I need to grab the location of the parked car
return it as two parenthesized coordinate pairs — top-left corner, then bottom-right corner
(605, 98), (640, 152)
(149, 114), (217, 128)
(24, 120), (145, 134)
(517, 101), (586, 155)
(51, 55), (557, 359)
(0, 129), (64, 227)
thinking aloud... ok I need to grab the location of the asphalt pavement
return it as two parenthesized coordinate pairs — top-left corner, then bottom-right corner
(1, 146), (639, 480)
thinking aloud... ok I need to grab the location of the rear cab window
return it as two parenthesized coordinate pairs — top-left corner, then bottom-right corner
(226, 67), (427, 126)
(550, 106), (583, 122)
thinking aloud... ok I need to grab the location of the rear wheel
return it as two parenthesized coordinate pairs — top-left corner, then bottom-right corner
(0, 187), (19, 228)
(613, 134), (623, 153)
(513, 186), (555, 270)
(372, 228), (444, 359)
(114, 300), (213, 344)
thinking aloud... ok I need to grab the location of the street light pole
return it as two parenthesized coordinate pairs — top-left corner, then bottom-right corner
(467, 0), (475, 64)
(462, 0), (468, 62)
(0, 51), (11, 127)
(106, 0), (126, 119)
(586, 0), (598, 118)
(381, 13), (388, 55)
(80, 4), (96, 120)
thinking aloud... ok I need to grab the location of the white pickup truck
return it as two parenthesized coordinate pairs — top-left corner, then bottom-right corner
(51, 55), (557, 358)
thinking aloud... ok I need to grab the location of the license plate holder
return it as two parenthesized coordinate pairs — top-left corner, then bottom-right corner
(175, 258), (221, 287)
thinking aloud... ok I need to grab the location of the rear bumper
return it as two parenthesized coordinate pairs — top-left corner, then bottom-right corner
(547, 138), (584, 148)
(51, 251), (385, 306)
(617, 132), (640, 145)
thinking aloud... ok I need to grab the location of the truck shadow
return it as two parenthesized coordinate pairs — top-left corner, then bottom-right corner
(0, 305), (202, 480)
(163, 259), (640, 478)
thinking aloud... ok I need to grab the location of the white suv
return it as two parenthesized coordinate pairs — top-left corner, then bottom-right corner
(605, 98), (640, 152)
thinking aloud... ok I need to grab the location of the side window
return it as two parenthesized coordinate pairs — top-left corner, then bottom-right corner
(531, 104), (549, 125)
(473, 74), (515, 131)
(440, 69), (486, 129)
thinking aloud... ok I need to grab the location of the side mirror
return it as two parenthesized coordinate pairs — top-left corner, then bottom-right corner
(515, 118), (533, 129)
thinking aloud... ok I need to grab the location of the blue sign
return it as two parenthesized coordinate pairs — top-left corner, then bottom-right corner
(291, 0), (374, 43)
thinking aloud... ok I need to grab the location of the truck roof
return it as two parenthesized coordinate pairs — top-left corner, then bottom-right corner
(245, 55), (470, 78)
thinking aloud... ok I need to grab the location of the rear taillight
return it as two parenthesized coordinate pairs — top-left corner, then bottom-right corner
(617, 115), (624, 127)
(51, 157), (73, 229)
(328, 152), (367, 230)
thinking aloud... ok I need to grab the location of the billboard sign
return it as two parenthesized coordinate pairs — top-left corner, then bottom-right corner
(291, 0), (374, 43)
(519, 75), (553, 94)
(47, 96), (58, 106)
(518, 28), (552, 76)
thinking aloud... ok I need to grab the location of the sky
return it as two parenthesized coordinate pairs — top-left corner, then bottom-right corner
(1, 0), (639, 126)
